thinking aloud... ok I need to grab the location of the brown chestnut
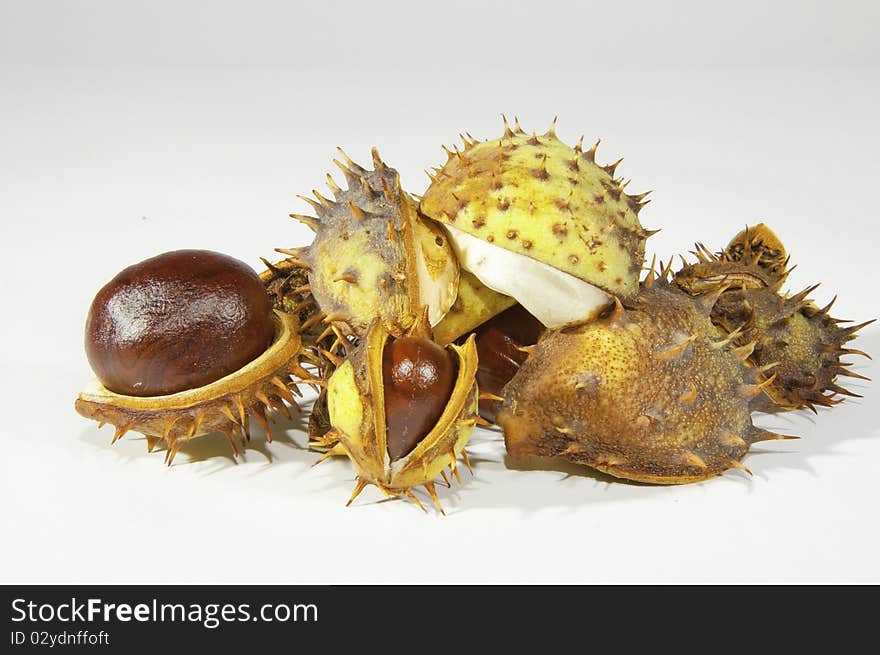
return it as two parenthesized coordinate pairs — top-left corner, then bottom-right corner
(85, 249), (275, 397)
(473, 304), (544, 420)
(382, 336), (456, 461)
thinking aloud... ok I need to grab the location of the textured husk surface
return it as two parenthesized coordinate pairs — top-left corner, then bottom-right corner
(420, 125), (650, 298)
(499, 281), (771, 484)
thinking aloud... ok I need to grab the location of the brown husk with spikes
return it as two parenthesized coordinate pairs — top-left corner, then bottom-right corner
(75, 311), (314, 463)
(711, 286), (872, 411)
(724, 223), (788, 276)
(279, 148), (458, 339)
(673, 224), (789, 297)
(259, 256), (351, 447)
(673, 225), (873, 411)
(260, 256), (320, 332)
(498, 273), (789, 484)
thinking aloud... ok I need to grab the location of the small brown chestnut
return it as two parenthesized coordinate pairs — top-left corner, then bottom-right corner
(473, 304), (544, 420)
(85, 249), (275, 397)
(382, 336), (456, 461)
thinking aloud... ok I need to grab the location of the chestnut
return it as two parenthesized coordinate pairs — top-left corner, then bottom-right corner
(322, 318), (479, 510)
(85, 249), (275, 397)
(382, 336), (456, 461)
(473, 304), (544, 420)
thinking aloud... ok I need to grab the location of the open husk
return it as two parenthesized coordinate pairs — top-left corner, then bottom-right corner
(321, 319), (480, 512)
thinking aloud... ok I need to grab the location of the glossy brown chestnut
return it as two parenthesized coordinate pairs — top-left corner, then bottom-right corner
(473, 304), (544, 420)
(85, 249), (275, 397)
(382, 336), (456, 461)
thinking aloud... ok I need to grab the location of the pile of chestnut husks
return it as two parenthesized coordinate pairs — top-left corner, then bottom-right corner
(75, 118), (873, 511)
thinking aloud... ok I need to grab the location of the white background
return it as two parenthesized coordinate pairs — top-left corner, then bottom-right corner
(2, 1), (879, 583)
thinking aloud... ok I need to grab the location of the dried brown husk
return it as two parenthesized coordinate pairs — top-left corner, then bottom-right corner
(673, 225), (873, 411)
(498, 274), (790, 484)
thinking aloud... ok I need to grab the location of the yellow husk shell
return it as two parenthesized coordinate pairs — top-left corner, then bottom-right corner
(420, 121), (651, 298)
(325, 320), (479, 509)
(288, 148), (459, 338)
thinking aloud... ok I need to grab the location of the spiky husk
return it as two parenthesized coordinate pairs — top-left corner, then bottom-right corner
(320, 319), (480, 512)
(672, 226), (872, 411)
(305, 338), (349, 452)
(419, 118), (652, 299)
(711, 286), (872, 411)
(261, 256), (353, 448)
(674, 225), (790, 296)
(280, 148), (458, 339)
(75, 311), (314, 464)
(260, 256), (319, 330)
(724, 223), (788, 277)
(498, 278), (788, 484)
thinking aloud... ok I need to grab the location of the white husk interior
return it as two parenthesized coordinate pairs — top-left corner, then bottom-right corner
(413, 222), (459, 326)
(443, 224), (611, 328)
